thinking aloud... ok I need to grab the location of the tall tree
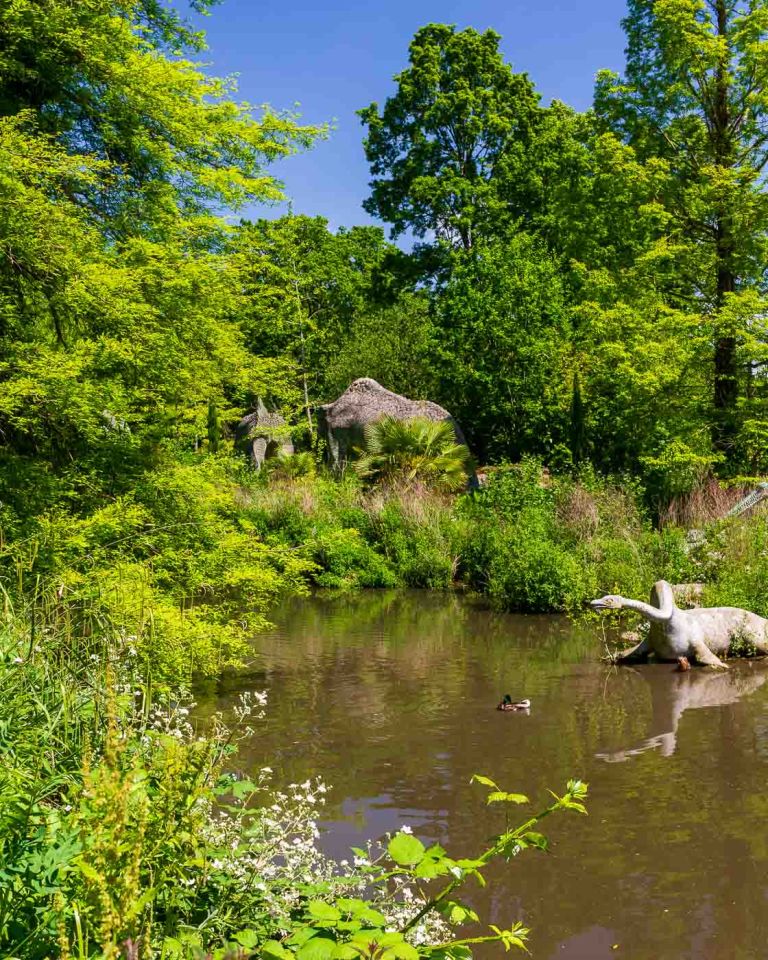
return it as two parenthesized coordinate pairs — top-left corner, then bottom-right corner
(595, 0), (768, 454)
(359, 23), (541, 253)
(232, 215), (407, 421)
(0, 0), (319, 513)
(433, 237), (571, 462)
(0, 0), (320, 235)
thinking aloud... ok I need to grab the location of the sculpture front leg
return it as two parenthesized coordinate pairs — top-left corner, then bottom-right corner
(691, 639), (729, 670)
(608, 636), (651, 664)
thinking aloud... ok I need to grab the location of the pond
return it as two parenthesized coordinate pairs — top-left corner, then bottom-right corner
(197, 591), (768, 960)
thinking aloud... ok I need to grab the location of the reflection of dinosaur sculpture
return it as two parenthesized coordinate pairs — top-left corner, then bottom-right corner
(597, 666), (768, 761)
(590, 580), (768, 669)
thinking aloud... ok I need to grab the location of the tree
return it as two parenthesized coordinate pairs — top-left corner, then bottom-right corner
(595, 0), (768, 454)
(359, 23), (541, 253)
(232, 215), (411, 422)
(0, 0), (319, 518)
(207, 400), (221, 452)
(569, 373), (587, 466)
(433, 236), (571, 463)
(0, 0), (321, 235)
(323, 294), (437, 401)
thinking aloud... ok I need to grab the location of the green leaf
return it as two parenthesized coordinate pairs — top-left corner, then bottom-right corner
(381, 945), (419, 960)
(296, 936), (337, 960)
(331, 947), (360, 960)
(349, 929), (386, 949)
(235, 930), (260, 949)
(232, 778), (258, 799)
(470, 774), (499, 790)
(262, 941), (293, 959)
(358, 907), (387, 926)
(388, 832), (425, 866)
(76, 861), (101, 883)
(308, 901), (342, 924)
(522, 831), (549, 851)
(437, 900), (480, 925)
(287, 928), (320, 948)
(336, 898), (369, 917)
(486, 791), (528, 805)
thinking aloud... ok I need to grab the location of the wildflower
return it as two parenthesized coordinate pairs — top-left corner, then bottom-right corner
(399, 824), (413, 834)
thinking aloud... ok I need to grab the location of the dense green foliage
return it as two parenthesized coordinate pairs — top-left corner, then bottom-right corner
(354, 417), (473, 491)
(5, 0), (768, 956)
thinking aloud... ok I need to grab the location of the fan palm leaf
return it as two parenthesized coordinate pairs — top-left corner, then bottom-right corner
(354, 416), (473, 490)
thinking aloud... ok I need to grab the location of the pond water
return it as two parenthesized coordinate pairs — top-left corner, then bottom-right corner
(197, 591), (768, 960)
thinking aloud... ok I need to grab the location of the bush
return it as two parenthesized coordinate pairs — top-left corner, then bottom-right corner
(310, 527), (399, 589)
(355, 416), (473, 492)
(456, 460), (660, 612)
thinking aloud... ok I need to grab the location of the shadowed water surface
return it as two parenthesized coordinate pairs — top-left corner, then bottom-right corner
(196, 591), (768, 959)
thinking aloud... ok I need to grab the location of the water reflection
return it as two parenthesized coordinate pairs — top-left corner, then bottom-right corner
(597, 664), (768, 761)
(196, 591), (768, 960)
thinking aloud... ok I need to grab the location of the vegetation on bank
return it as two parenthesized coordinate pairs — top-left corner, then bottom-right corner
(5, 0), (768, 956)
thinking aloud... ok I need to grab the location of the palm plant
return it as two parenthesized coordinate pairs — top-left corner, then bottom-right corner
(354, 416), (473, 491)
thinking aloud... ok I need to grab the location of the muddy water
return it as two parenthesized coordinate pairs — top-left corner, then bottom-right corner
(197, 591), (768, 960)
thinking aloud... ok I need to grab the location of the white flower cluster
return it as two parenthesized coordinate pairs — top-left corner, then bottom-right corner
(144, 701), (196, 741)
(199, 770), (451, 948)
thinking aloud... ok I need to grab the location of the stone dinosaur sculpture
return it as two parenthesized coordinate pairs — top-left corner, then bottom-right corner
(590, 580), (768, 669)
(596, 665), (768, 761)
(236, 398), (293, 470)
(316, 378), (469, 473)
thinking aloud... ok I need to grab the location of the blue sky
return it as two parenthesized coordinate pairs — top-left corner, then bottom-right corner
(193, 0), (629, 233)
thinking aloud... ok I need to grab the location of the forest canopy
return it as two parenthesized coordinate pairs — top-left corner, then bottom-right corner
(2, 0), (768, 536)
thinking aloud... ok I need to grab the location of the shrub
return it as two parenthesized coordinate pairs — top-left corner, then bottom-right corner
(310, 527), (399, 589)
(355, 416), (473, 491)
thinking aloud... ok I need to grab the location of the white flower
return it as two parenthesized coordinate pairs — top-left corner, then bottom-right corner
(399, 825), (413, 834)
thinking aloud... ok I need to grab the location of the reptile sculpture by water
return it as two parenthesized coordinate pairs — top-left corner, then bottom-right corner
(590, 580), (768, 669)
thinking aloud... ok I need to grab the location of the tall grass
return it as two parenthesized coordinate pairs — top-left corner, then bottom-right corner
(240, 460), (696, 612)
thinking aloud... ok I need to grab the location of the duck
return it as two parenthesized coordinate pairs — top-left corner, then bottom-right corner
(497, 694), (531, 712)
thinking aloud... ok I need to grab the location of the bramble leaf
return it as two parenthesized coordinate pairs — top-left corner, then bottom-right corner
(388, 832), (426, 866)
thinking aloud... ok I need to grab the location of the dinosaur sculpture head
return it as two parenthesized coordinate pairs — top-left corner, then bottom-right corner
(589, 594), (626, 611)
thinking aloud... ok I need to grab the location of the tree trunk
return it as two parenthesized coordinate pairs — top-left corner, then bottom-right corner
(711, 0), (738, 455)
(713, 224), (738, 452)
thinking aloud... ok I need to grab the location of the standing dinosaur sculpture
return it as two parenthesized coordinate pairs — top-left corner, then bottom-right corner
(590, 580), (768, 669)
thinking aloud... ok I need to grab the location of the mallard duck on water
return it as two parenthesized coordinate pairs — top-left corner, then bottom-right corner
(497, 694), (531, 712)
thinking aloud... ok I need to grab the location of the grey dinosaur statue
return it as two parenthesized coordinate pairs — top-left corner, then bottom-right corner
(596, 665), (768, 761)
(590, 580), (768, 669)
